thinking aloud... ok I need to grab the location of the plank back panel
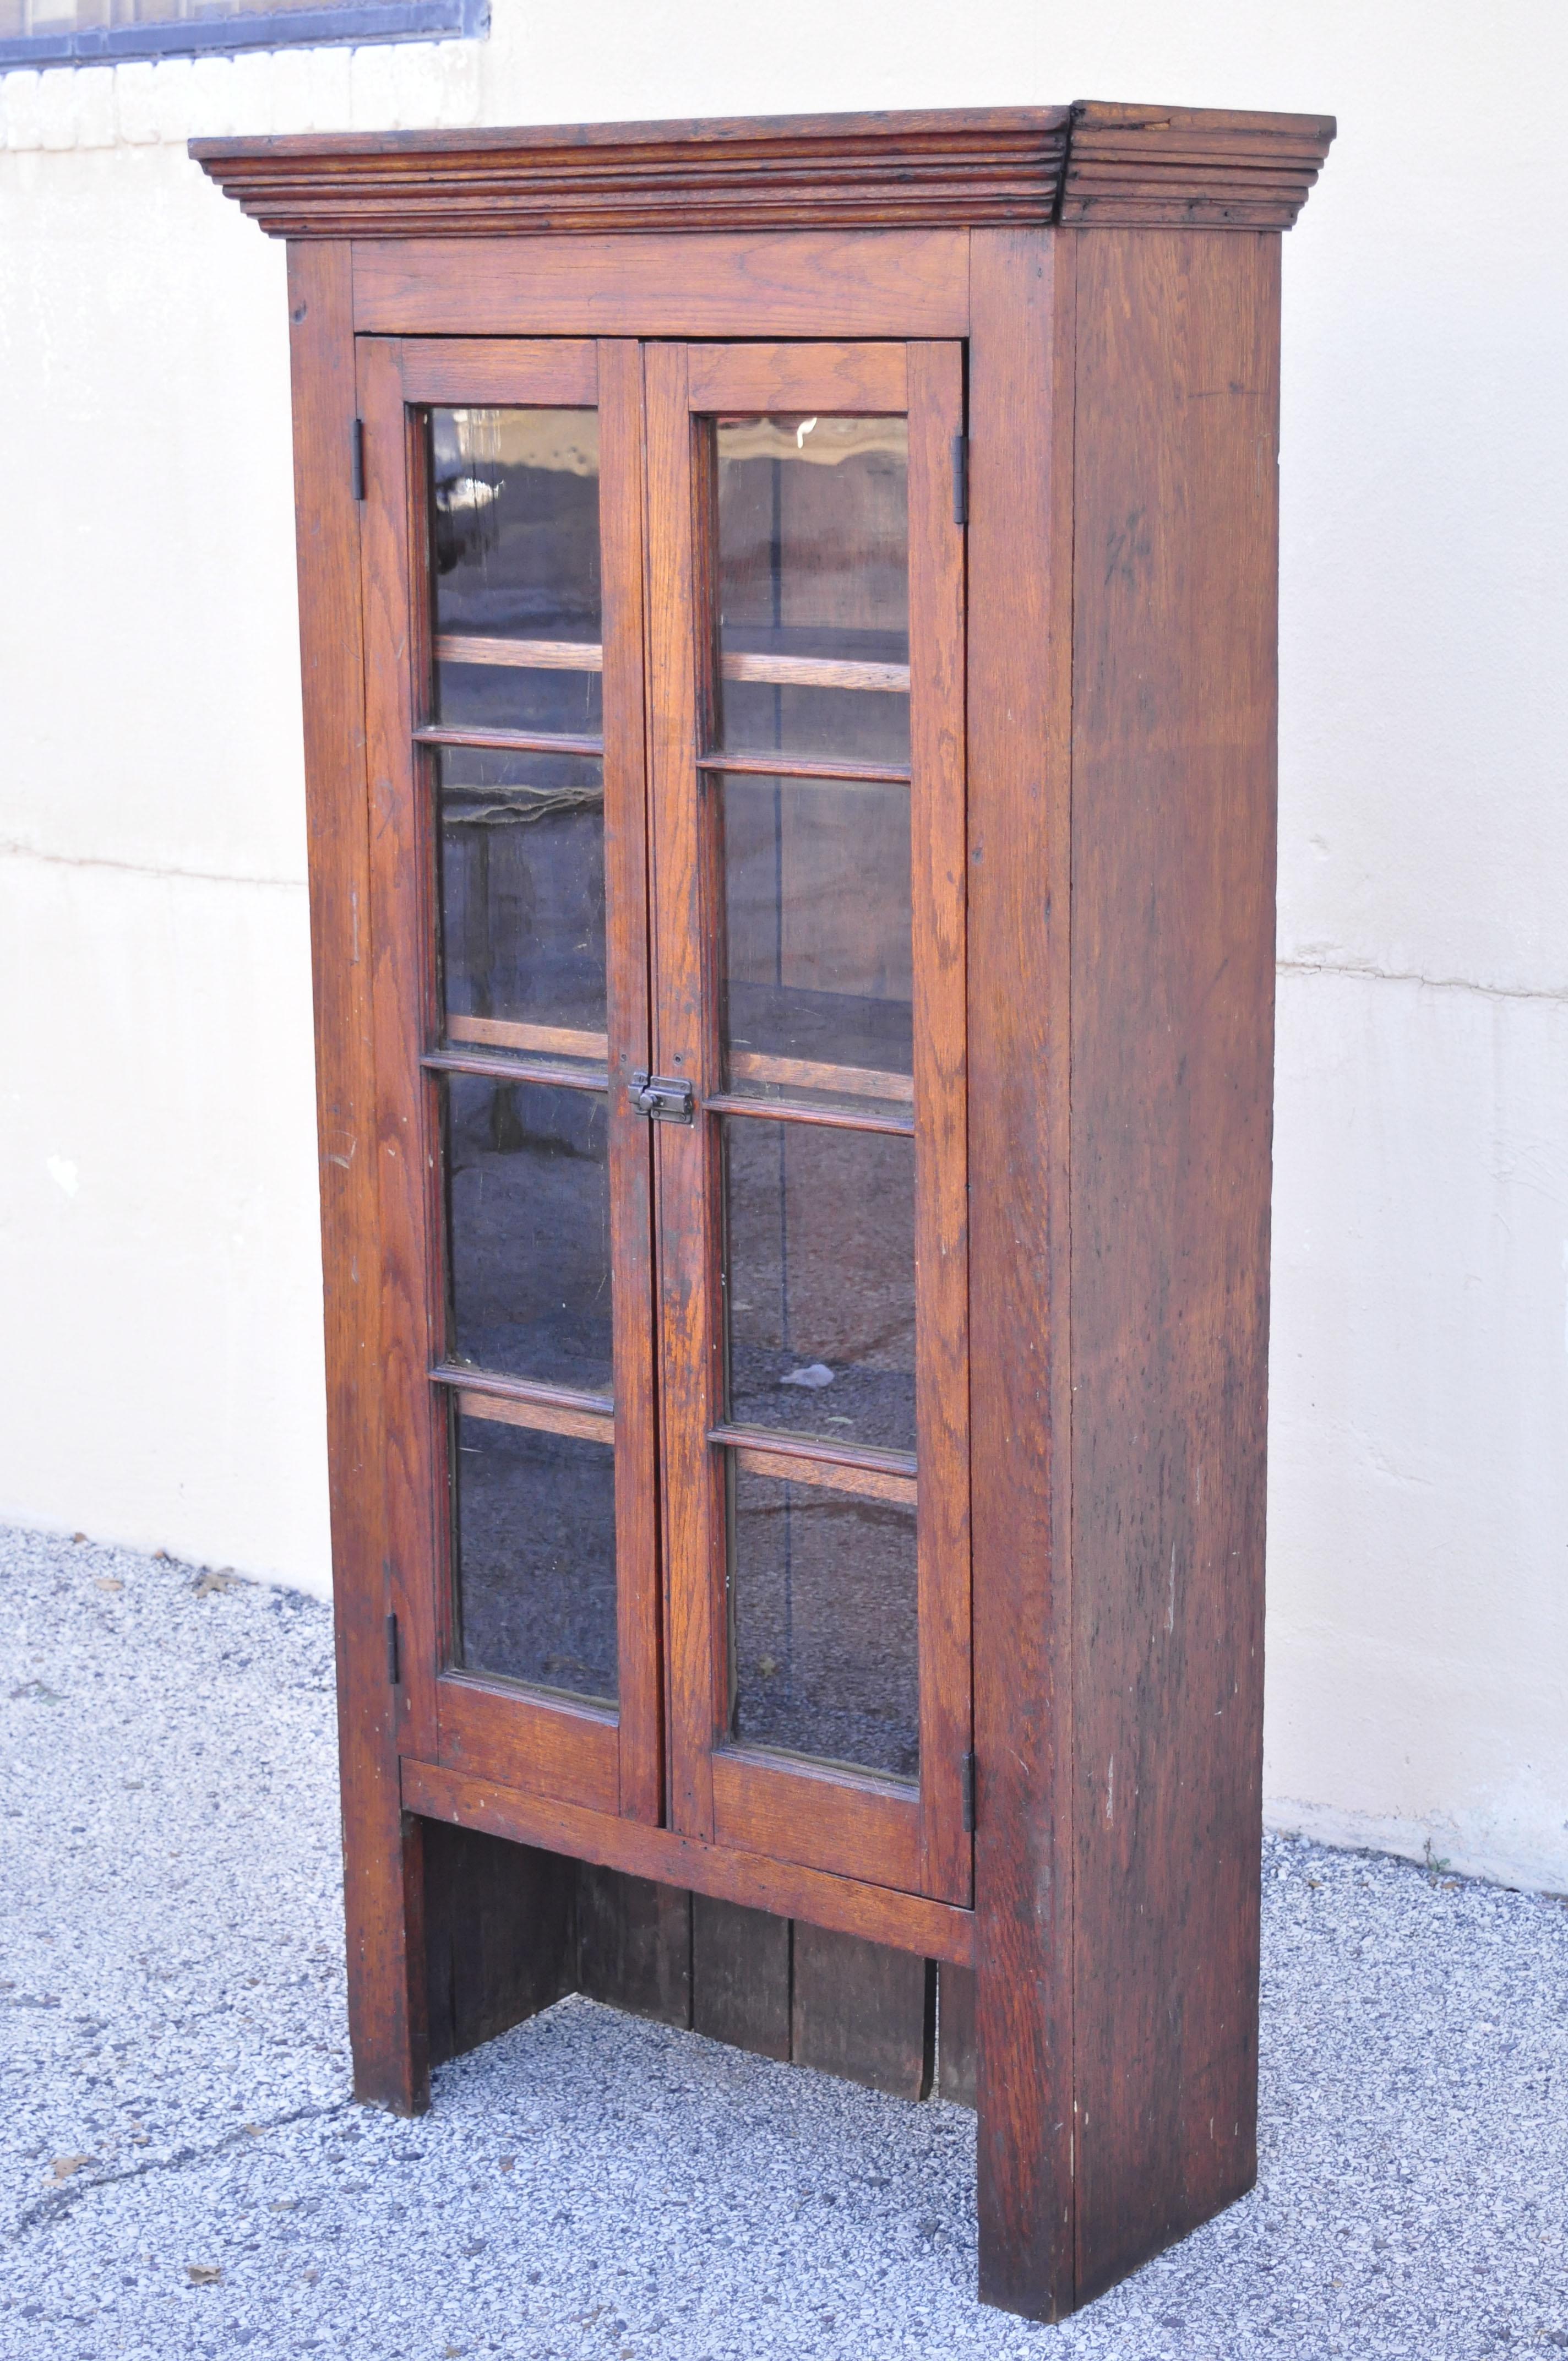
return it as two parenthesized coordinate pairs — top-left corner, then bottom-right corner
(691, 1894), (792, 2061)
(936, 1961), (977, 2109)
(791, 1923), (934, 2100)
(577, 1867), (694, 2028)
(1067, 226), (1279, 2303)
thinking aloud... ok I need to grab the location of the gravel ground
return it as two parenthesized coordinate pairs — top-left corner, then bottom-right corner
(2, 1522), (1565, 2360)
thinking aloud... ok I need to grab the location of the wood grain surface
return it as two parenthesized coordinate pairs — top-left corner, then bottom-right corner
(906, 338), (972, 1910)
(1066, 227), (1278, 2304)
(422, 1821), (575, 2067)
(792, 1923), (934, 2100)
(691, 1894), (792, 2060)
(403, 1759), (975, 1965)
(966, 227), (1079, 2320)
(597, 336), (665, 1826)
(686, 339), (907, 415)
(290, 260), (427, 2119)
(192, 106), (1330, 241)
(577, 1867), (693, 2027)
(350, 234), (971, 340)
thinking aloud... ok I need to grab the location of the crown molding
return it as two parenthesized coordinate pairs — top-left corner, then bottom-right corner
(192, 101), (1333, 242)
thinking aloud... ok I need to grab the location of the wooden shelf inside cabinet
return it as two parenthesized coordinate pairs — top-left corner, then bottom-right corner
(195, 97), (1332, 2327)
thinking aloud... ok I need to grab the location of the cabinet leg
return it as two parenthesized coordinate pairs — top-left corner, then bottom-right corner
(342, 1796), (431, 2118)
(974, 1950), (1075, 2321)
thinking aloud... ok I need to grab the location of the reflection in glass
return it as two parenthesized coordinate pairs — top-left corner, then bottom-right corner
(444, 1075), (612, 1390)
(438, 747), (606, 1051)
(429, 406), (602, 736)
(723, 1118), (914, 1454)
(715, 415), (909, 767)
(452, 1408), (617, 1702)
(729, 1464), (917, 1778)
(721, 770), (911, 1106)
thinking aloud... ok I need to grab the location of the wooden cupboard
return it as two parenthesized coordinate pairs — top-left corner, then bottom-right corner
(195, 101), (1334, 2319)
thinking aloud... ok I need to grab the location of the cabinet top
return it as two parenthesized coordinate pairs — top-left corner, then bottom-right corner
(192, 100), (1333, 241)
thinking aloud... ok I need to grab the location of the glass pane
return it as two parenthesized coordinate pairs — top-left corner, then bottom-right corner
(720, 770), (911, 1110)
(715, 415), (908, 768)
(429, 407), (602, 737)
(453, 1409), (617, 1703)
(438, 746), (607, 1055)
(724, 1118), (914, 1454)
(729, 1465), (917, 1779)
(444, 1075), (612, 1391)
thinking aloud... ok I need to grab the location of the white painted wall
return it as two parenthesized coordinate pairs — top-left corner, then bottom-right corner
(2, 2), (1564, 1890)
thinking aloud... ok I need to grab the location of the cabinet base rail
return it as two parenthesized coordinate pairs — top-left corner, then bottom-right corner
(401, 1756), (976, 1967)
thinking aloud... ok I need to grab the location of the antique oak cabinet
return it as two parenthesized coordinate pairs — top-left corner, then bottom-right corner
(195, 102), (1333, 2318)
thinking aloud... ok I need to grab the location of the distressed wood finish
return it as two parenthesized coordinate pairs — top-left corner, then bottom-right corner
(422, 1821), (575, 2066)
(194, 108), (1072, 237)
(396, 336), (595, 404)
(350, 233), (971, 340)
(193, 104), (1330, 240)
(357, 332), (651, 1836)
(356, 333), (444, 1768)
(937, 1961), (978, 2109)
(1066, 228), (1278, 2303)
(597, 337), (665, 1826)
(220, 104), (1328, 2327)
(791, 1923), (934, 2101)
(435, 1675), (618, 1813)
(710, 1750), (922, 1894)
(907, 339), (972, 1909)
(966, 227), (1079, 2319)
(1059, 102), (1333, 227)
(288, 245), (427, 2118)
(651, 334), (971, 1905)
(643, 336), (723, 1846)
(685, 339), (907, 414)
(578, 1867), (693, 2026)
(691, 1895), (792, 2061)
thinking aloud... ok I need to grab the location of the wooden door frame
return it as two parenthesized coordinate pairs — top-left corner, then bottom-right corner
(354, 331), (663, 1826)
(643, 336), (971, 1906)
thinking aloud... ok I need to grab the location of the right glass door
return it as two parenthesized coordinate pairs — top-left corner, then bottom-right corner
(645, 341), (971, 1906)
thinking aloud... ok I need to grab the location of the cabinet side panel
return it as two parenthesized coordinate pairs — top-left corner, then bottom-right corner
(422, 1823), (576, 2067)
(287, 244), (427, 2112)
(967, 226), (1077, 2322)
(1068, 228), (1278, 2300)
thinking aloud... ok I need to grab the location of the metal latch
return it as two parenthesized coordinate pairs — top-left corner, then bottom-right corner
(630, 1070), (695, 1123)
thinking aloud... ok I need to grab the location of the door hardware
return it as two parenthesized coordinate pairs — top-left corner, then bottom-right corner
(630, 1071), (695, 1123)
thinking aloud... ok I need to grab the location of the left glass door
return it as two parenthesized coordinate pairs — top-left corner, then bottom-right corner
(356, 338), (660, 1822)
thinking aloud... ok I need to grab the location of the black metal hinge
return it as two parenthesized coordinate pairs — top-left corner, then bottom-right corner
(630, 1070), (695, 1123)
(961, 1749), (977, 1834)
(385, 1611), (400, 1687)
(951, 434), (968, 527)
(351, 418), (366, 503)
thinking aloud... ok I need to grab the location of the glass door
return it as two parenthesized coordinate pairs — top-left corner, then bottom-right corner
(356, 337), (661, 1823)
(645, 343), (971, 1905)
